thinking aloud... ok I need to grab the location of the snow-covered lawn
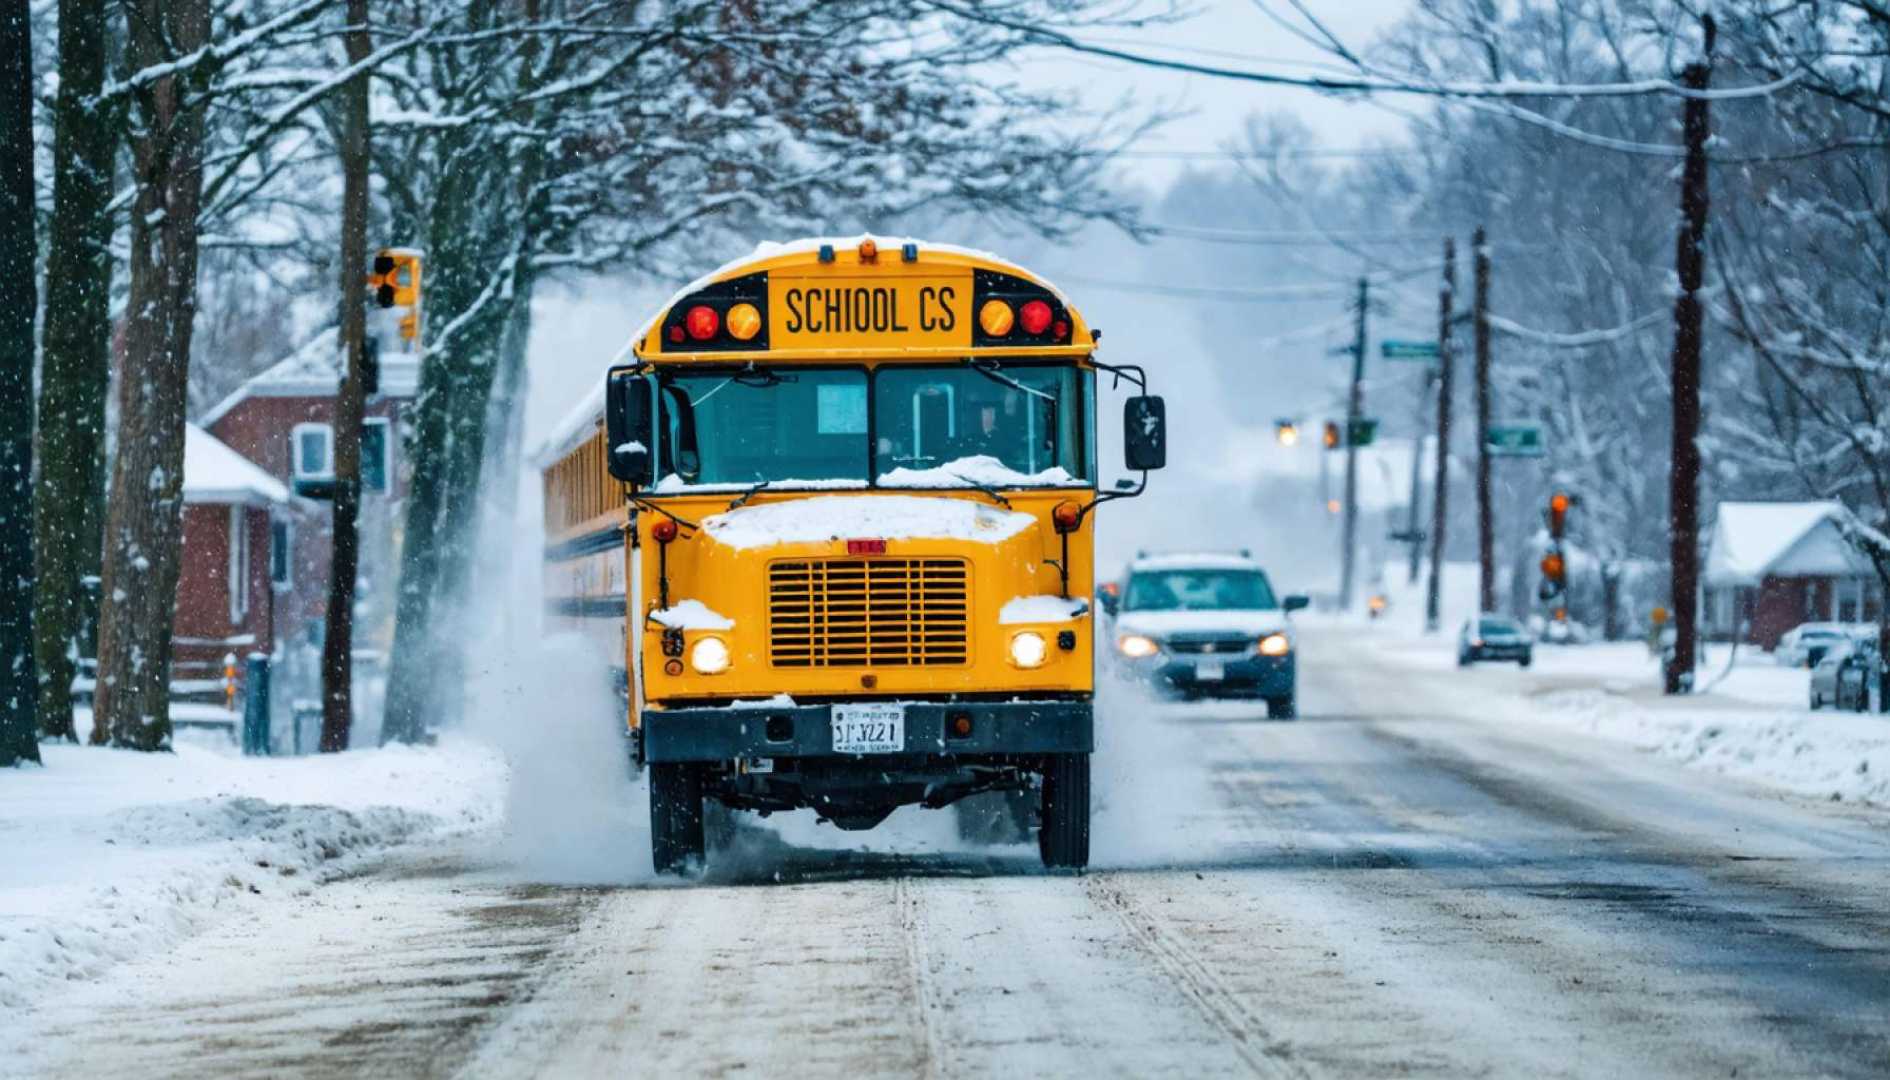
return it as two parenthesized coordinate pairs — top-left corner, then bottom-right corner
(0, 735), (504, 1012)
(1362, 629), (1890, 809)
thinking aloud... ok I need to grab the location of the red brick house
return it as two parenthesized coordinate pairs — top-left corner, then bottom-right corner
(172, 424), (290, 703)
(1704, 501), (1881, 649)
(184, 332), (420, 716)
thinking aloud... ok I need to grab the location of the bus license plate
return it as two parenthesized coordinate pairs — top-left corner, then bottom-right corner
(832, 704), (905, 754)
(1195, 660), (1225, 681)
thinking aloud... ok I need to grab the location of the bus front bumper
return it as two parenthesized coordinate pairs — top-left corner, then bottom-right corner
(642, 699), (1092, 763)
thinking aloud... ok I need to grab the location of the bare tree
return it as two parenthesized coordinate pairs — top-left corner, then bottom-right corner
(33, 0), (117, 743)
(377, 0), (1157, 742)
(2, 0), (42, 767)
(93, 0), (215, 749)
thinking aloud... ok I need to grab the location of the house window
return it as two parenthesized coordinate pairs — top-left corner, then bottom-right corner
(362, 417), (391, 493)
(270, 518), (292, 589)
(292, 422), (334, 481)
(229, 505), (250, 624)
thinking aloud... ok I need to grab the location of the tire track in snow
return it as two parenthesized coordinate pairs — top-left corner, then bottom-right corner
(894, 877), (951, 1080)
(1083, 874), (1308, 1080)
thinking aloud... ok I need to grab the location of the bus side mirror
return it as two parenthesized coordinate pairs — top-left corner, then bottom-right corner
(605, 370), (653, 485)
(1123, 395), (1167, 471)
(1283, 595), (1310, 613)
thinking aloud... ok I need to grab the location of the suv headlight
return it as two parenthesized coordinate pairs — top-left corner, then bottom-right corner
(690, 636), (730, 674)
(1258, 633), (1290, 657)
(1117, 633), (1159, 658)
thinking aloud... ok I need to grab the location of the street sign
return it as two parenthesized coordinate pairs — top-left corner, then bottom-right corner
(1381, 340), (1439, 360)
(1347, 417), (1379, 447)
(1486, 424), (1544, 457)
(1389, 528), (1426, 543)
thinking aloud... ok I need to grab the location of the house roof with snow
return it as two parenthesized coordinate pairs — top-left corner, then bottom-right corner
(1704, 501), (1868, 587)
(198, 327), (422, 428)
(184, 424), (289, 506)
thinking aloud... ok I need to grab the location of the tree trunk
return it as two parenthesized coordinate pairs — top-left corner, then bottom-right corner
(321, 0), (372, 754)
(93, 0), (211, 751)
(0, 0), (42, 767)
(33, 0), (116, 743)
(382, 122), (514, 744)
(1663, 22), (1713, 696)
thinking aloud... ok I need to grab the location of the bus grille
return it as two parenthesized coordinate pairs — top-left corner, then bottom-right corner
(768, 559), (970, 667)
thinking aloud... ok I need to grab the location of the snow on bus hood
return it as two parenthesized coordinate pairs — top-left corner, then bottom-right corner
(700, 494), (1036, 550)
(1114, 609), (1291, 640)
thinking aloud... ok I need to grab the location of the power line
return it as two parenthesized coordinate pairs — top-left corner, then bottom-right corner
(1056, 274), (1349, 303)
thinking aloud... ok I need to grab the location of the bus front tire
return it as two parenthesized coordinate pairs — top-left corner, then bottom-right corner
(1038, 753), (1090, 870)
(650, 762), (705, 876)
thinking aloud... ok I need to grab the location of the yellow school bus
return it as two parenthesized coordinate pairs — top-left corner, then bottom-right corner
(539, 236), (1166, 873)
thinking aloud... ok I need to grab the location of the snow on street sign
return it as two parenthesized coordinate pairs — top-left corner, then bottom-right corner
(1487, 424), (1544, 457)
(1381, 340), (1439, 360)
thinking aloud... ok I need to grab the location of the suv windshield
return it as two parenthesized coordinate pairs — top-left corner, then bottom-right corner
(1123, 569), (1276, 612)
(653, 364), (1091, 488)
(1479, 618), (1522, 635)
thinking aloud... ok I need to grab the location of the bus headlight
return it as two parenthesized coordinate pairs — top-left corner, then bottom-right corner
(1117, 633), (1159, 659)
(1258, 633), (1291, 657)
(1009, 631), (1048, 668)
(690, 636), (731, 674)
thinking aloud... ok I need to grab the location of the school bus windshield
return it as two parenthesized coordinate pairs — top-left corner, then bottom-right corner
(653, 363), (1092, 488)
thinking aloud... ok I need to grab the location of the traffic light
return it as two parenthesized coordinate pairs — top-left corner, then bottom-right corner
(1323, 420), (1341, 450)
(1276, 419), (1300, 447)
(365, 248), (423, 343)
(1538, 549), (1567, 601)
(1549, 491), (1572, 539)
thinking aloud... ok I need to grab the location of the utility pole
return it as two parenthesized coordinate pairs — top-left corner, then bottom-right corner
(1404, 365), (1432, 585)
(1474, 226), (1495, 616)
(320, 0), (371, 751)
(1425, 238), (1456, 634)
(1664, 16), (1714, 696)
(1340, 276), (1368, 611)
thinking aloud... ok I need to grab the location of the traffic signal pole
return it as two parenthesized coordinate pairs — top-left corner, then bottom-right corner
(1425, 239), (1456, 633)
(320, 0), (372, 753)
(1340, 276), (1368, 611)
(1474, 227), (1495, 615)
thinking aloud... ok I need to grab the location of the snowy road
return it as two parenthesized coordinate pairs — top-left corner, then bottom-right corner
(9, 627), (1890, 1078)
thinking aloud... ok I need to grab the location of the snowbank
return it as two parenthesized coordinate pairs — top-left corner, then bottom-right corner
(701, 493), (1035, 549)
(1527, 685), (1890, 807)
(0, 738), (503, 1012)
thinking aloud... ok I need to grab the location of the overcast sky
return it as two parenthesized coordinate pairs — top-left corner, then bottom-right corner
(1013, 1), (1416, 186)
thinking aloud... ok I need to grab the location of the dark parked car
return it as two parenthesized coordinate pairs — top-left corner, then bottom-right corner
(1458, 615), (1534, 668)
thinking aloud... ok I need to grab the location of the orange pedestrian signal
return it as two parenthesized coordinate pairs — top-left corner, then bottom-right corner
(1323, 421), (1341, 449)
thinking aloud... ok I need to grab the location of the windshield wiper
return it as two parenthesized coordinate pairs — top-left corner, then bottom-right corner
(969, 358), (1054, 402)
(727, 478), (771, 510)
(947, 472), (1012, 509)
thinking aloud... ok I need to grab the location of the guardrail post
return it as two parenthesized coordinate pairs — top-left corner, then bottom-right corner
(243, 654), (271, 756)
